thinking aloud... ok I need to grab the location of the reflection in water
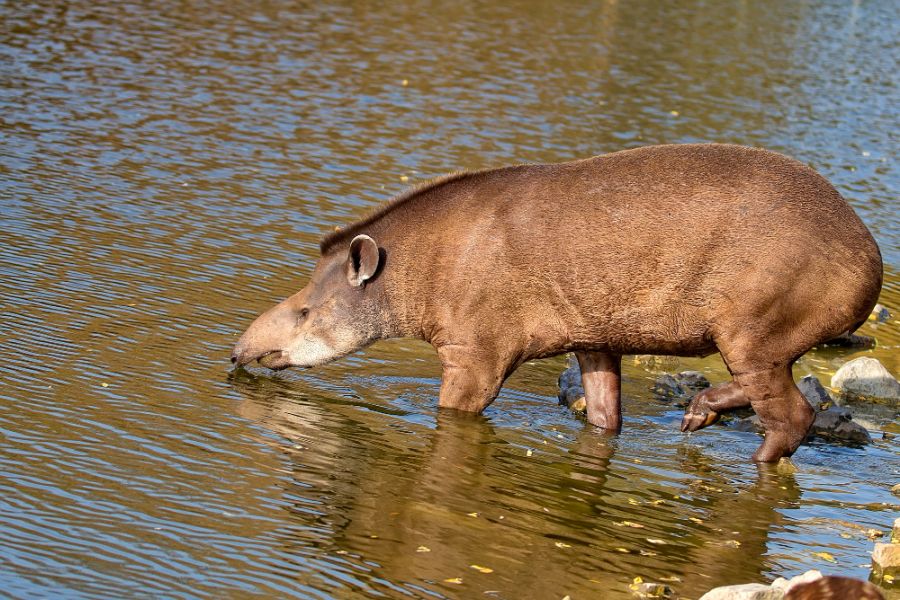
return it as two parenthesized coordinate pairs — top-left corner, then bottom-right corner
(1, 0), (898, 597)
(233, 373), (812, 598)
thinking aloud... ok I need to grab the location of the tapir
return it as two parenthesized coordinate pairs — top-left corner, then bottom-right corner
(232, 143), (883, 462)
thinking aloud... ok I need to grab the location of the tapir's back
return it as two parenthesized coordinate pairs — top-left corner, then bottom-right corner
(385, 143), (882, 358)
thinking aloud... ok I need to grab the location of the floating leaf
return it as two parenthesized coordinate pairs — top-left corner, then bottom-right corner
(615, 520), (645, 529)
(646, 538), (667, 545)
(416, 546), (431, 553)
(813, 551), (837, 563)
(467, 512), (478, 518)
(444, 577), (463, 584)
(470, 564), (493, 574)
(554, 542), (571, 549)
(628, 497), (640, 505)
(723, 539), (741, 548)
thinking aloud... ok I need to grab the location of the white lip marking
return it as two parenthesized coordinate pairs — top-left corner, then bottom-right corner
(285, 333), (341, 367)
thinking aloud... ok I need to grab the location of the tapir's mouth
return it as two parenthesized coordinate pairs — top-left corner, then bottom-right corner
(257, 350), (291, 371)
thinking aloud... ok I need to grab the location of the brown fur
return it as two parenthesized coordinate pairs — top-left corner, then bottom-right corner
(233, 144), (883, 462)
(784, 576), (885, 600)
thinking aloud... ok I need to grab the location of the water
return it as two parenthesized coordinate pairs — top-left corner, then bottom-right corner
(1, 1), (898, 598)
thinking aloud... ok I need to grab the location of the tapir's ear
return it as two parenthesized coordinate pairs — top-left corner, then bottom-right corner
(347, 234), (380, 287)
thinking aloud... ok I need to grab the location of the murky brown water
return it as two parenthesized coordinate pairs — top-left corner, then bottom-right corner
(1, 1), (898, 598)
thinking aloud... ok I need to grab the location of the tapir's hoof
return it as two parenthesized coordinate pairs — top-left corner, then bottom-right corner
(680, 408), (720, 432)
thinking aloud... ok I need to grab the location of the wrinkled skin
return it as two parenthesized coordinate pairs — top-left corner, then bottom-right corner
(232, 144), (883, 463)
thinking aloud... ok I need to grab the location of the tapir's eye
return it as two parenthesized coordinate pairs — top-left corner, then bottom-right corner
(298, 308), (310, 323)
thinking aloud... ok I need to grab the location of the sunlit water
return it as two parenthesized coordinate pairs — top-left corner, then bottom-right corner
(1, 1), (897, 598)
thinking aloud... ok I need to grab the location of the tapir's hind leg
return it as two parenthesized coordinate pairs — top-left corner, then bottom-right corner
(576, 351), (622, 432)
(681, 381), (751, 433)
(734, 364), (814, 462)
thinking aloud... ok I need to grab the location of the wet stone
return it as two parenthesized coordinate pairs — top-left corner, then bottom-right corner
(871, 303), (891, 323)
(796, 375), (832, 410)
(832, 357), (900, 404)
(697, 583), (781, 600)
(557, 357), (586, 412)
(651, 371), (710, 406)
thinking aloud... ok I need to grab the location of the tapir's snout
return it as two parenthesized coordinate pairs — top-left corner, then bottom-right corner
(231, 301), (299, 370)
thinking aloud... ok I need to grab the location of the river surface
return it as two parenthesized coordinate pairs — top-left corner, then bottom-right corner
(1, 1), (898, 598)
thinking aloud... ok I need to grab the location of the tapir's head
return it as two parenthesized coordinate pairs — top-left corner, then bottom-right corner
(231, 234), (383, 371)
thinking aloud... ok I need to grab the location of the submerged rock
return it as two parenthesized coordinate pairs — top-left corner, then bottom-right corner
(832, 357), (900, 403)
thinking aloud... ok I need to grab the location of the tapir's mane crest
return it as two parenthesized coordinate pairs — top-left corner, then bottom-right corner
(319, 170), (480, 255)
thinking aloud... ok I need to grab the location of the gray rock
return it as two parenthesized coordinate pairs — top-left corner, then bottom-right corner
(698, 583), (782, 600)
(832, 357), (900, 403)
(796, 375), (832, 410)
(631, 581), (674, 598)
(770, 570), (822, 593)
(651, 371), (711, 406)
(676, 370), (711, 395)
(822, 331), (876, 348)
(809, 406), (872, 445)
(872, 303), (891, 323)
(557, 357), (586, 412)
(652, 373), (685, 401)
(732, 415), (763, 434)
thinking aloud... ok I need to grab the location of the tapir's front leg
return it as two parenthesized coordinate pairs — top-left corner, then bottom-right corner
(436, 344), (507, 413)
(576, 351), (622, 432)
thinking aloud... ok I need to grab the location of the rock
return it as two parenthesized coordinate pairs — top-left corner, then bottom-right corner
(652, 373), (685, 401)
(871, 303), (891, 323)
(809, 406), (872, 445)
(832, 357), (900, 403)
(892, 483), (900, 497)
(676, 370), (711, 395)
(631, 581), (673, 598)
(796, 375), (832, 410)
(732, 415), (763, 434)
(651, 371), (711, 406)
(893, 517), (900, 544)
(771, 570), (822, 593)
(871, 542), (900, 582)
(558, 357), (586, 412)
(823, 331), (876, 348)
(698, 583), (782, 600)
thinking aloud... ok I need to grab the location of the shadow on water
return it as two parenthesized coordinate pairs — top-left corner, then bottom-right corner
(230, 370), (809, 599)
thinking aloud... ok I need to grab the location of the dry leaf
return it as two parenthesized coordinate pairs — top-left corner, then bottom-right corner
(813, 551), (837, 563)
(615, 520), (645, 529)
(444, 577), (463, 584)
(554, 542), (571, 549)
(470, 564), (493, 574)
(416, 546), (431, 553)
